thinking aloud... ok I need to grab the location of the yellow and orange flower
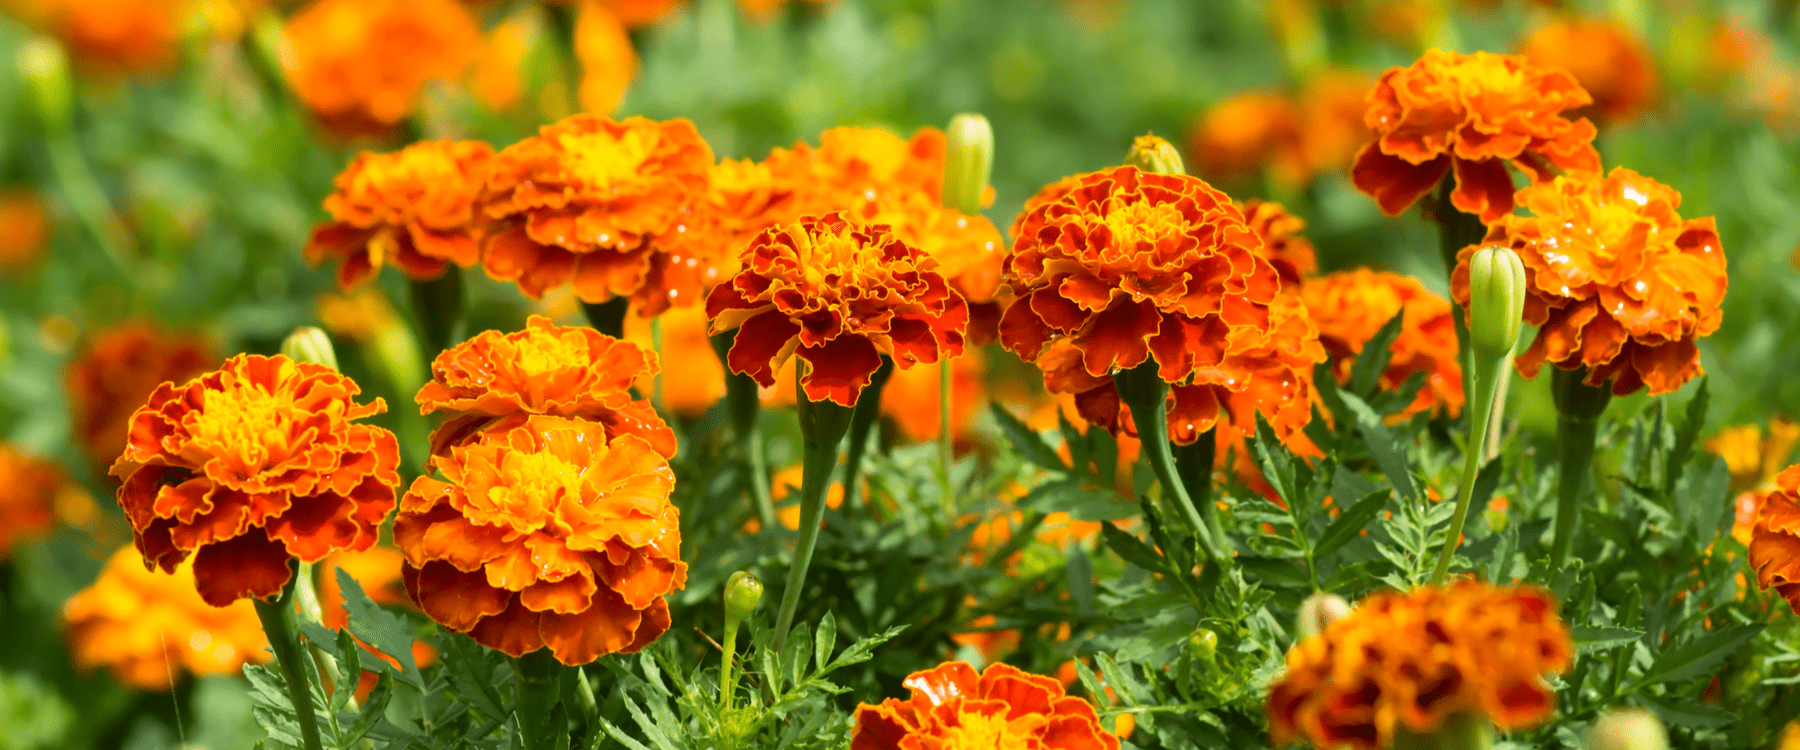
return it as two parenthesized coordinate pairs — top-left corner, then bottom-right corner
(468, 7), (541, 114)
(1189, 91), (1306, 186)
(623, 304), (724, 417)
(109, 354), (402, 606)
(481, 115), (713, 308)
(0, 444), (62, 560)
(1451, 167), (1726, 397)
(304, 140), (493, 290)
(1519, 17), (1659, 124)
(1302, 268), (1464, 418)
(1351, 49), (1601, 223)
(1710, 418), (1800, 493)
(1748, 465), (1800, 614)
(416, 315), (676, 457)
(1238, 199), (1317, 291)
(0, 188), (50, 272)
(852, 661), (1121, 750)
(63, 545), (269, 691)
(395, 414), (684, 664)
(646, 151), (806, 316)
(281, 0), (481, 136)
(1268, 581), (1573, 749)
(65, 321), (215, 466)
(880, 348), (985, 443)
(706, 213), (968, 407)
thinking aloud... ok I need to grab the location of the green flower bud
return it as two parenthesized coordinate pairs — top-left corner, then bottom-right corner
(1466, 244), (1526, 361)
(1183, 627), (1218, 664)
(1294, 592), (1352, 640)
(281, 327), (340, 370)
(1126, 134), (1186, 176)
(1585, 709), (1668, 750)
(941, 113), (994, 216)
(724, 571), (764, 627)
(17, 37), (71, 133)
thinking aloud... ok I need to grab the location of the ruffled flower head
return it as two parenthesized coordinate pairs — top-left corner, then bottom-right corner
(281, 0), (481, 136)
(1519, 17), (1659, 124)
(65, 321), (215, 465)
(109, 354), (402, 606)
(706, 212), (969, 407)
(1267, 581), (1573, 749)
(1747, 465), (1800, 613)
(396, 415), (683, 665)
(417, 315), (676, 457)
(0, 444), (63, 560)
(852, 662), (1121, 750)
(1350, 49), (1601, 222)
(305, 140), (493, 290)
(63, 546), (270, 690)
(1302, 269), (1463, 418)
(1451, 167), (1726, 396)
(481, 114), (713, 307)
(645, 153), (805, 315)
(1238, 199), (1317, 290)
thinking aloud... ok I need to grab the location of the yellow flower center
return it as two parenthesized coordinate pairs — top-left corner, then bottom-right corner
(1100, 198), (1187, 254)
(562, 128), (655, 190)
(932, 710), (1034, 750)
(511, 330), (588, 380)
(187, 382), (294, 474)
(484, 448), (587, 531)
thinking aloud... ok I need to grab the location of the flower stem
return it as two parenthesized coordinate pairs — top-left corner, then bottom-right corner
(512, 650), (565, 750)
(1548, 367), (1612, 571)
(841, 358), (894, 515)
(771, 372), (854, 652)
(1112, 361), (1229, 568)
(1434, 174), (1486, 425)
(582, 297), (629, 339)
(1172, 427), (1217, 535)
(713, 331), (776, 529)
(1430, 353), (1503, 584)
(251, 566), (324, 750)
(408, 266), (465, 357)
(937, 358), (954, 519)
(719, 615), (742, 709)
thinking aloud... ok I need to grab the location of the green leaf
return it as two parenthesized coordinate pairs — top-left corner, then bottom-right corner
(1641, 623), (1764, 686)
(1314, 489), (1390, 560)
(1338, 391), (1421, 504)
(1101, 522), (1169, 575)
(782, 622), (812, 691)
(1066, 545), (1095, 612)
(991, 401), (1067, 473)
(334, 568), (424, 691)
(825, 625), (907, 674)
(444, 634), (508, 721)
(1571, 626), (1644, 652)
(1028, 478), (1135, 521)
(1637, 692), (1737, 728)
(1249, 413), (1298, 506)
(813, 612), (837, 677)
(1667, 377), (1710, 493)
(1059, 410), (1090, 478)
(1349, 311), (1405, 397)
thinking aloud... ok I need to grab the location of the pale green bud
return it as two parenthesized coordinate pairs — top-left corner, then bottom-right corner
(1295, 592), (1352, 640)
(724, 571), (763, 627)
(1183, 627), (1218, 664)
(1585, 709), (1668, 750)
(281, 327), (339, 370)
(941, 113), (994, 216)
(17, 38), (71, 133)
(1466, 245), (1526, 361)
(1126, 134), (1186, 176)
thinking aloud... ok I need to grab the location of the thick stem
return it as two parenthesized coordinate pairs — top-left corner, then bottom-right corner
(714, 331), (776, 529)
(1112, 362), (1228, 567)
(1483, 364), (1512, 462)
(1548, 367), (1612, 571)
(409, 267), (466, 356)
(1430, 353), (1503, 584)
(513, 650), (565, 750)
(252, 567), (324, 750)
(582, 297), (630, 339)
(771, 375), (855, 652)
(841, 358), (894, 514)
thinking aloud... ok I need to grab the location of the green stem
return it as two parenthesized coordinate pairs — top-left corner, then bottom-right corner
(512, 650), (565, 750)
(1435, 174), (1486, 424)
(1430, 353), (1503, 584)
(1172, 428), (1217, 538)
(582, 297), (630, 339)
(1548, 367), (1612, 571)
(771, 371), (855, 652)
(1112, 362), (1228, 567)
(937, 358), (954, 519)
(573, 666), (599, 720)
(252, 566), (324, 750)
(841, 358), (894, 514)
(714, 331), (776, 529)
(409, 267), (466, 356)
(650, 315), (665, 414)
(719, 618), (741, 709)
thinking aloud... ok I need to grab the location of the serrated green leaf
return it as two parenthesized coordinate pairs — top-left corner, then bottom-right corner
(1314, 489), (1389, 560)
(1339, 391), (1420, 504)
(1642, 623), (1764, 686)
(1101, 522), (1170, 574)
(334, 568), (424, 691)
(783, 622), (811, 690)
(1571, 626), (1643, 652)
(992, 401), (1067, 473)
(1066, 544), (1094, 612)
(1349, 311), (1405, 397)
(825, 625), (907, 673)
(1638, 692), (1737, 728)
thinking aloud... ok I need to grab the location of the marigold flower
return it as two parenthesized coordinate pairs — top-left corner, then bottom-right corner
(0, 187), (50, 272)
(28, 0), (184, 75)
(594, 0), (681, 27)
(469, 7), (538, 113)
(880, 348), (985, 443)
(852, 661), (1120, 750)
(1748, 466), (1800, 614)
(576, 0), (639, 115)
(1302, 269), (1463, 418)
(1267, 581), (1573, 749)
(1296, 68), (1375, 178)
(1238, 199), (1317, 290)
(0, 444), (62, 560)
(645, 151), (805, 315)
(65, 321), (215, 465)
(623, 305), (724, 417)
(706, 212), (968, 407)
(63, 546), (269, 690)
(417, 315), (676, 457)
(305, 140), (493, 290)
(281, 0), (481, 136)
(1189, 91), (1306, 185)
(1351, 49), (1601, 223)
(395, 415), (684, 664)
(109, 354), (402, 607)
(1519, 17), (1658, 124)
(1451, 167), (1726, 396)
(481, 114), (713, 307)
(315, 286), (401, 344)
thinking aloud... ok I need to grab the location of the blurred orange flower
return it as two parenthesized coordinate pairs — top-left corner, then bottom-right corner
(31, 0), (185, 75)
(1302, 269), (1463, 418)
(305, 140), (493, 290)
(576, 0), (640, 114)
(1710, 418), (1800, 492)
(1350, 49), (1600, 222)
(1190, 91), (1305, 186)
(65, 321), (215, 465)
(1268, 581), (1572, 749)
(706, 213), (968, 407)
(1749, 465), (1800, 614)
(0, 444), (62, 561)
(595, 0), (681, 27)
(1238, 199), (1317, 290)
(469, 7), (539, 113)
(110, 354), (402, 606)
(481, 115), (713, 307)
(1451, 167), (1726, 396)
(64, 545), (269, 690)
(1519, 17), (1658, 124)
(1296, 68), (1375, 178)
(880, 348), (985, 443)
(853, 661), (1120, 750)
(0, 188), (50, 272)
(282, 0), (481, 136)
(623, 304), (724, 417)
(396, 415), (684, 664)
(416, 315), (676, 457)
(315, 286), (401, 344)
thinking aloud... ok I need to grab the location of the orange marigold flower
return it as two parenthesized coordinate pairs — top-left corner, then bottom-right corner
(1302, 269), (1464, 418)
(1350, 49), (1601, 223)
(65, 321), (215, 466)
(624, 305), (724, 418)
(0, 444), (62, 560)
(469, 7), (539, 113)
(1238, 199), (1317, 290)
(1296, 69), (1375, 179)
(594, 0), (681, 27)
(0, 187), (51, 273)
(646, 152), (806, 315)
(576, 0), (640, 115)
(305, 140), (493, 290)
(1748, 465), (1800, 614)
(853, 661), (1120, 750)
(481, 114), (713, 307)
(1519, 17), (1658, 124)
(706, 212), (969, 407)
(395, 415), (684, 664)
(109, 354), (402, 607)
(1189, 91), (1306, 186)
(281, 0), (480, 136)
(1709, 417), (1800, 492)
(417, 315), (676, 457)
(33, 0), (184, 75)
(63, 545), (269, 690)
(1267, 581), (1573, 749)
(1451, 167), (1726, 396)
(315, 286), (402, 344)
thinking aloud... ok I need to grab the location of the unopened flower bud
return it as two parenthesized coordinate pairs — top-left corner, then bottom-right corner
(1183, 627), (1218, 664)
(281, 327), (339, 370)
(1585, 709), (1667, 750)
(1127, 134), (1186, 176)
(17, 37), (71, 133)
(724, 571), (763, 627)
(1466, 245), (1526, 361)
(941, 113), (994, 215)
(1295, 592), (1352, 640)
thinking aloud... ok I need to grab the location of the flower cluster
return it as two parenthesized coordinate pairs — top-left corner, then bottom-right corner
(63, 546), (270, 690)
(648, 151), (808, 316)
(281, 0), (481, 136)
(109, 354), (402, 606)
(305, 140), (494, 290)
(0, 444), (63, 561)
(65, 321), (215, 465)
(852, 662), (1120, 750)
(1748, 465), (1800, 614)
(1351, 49), (1601, 222)
(1451, 167), (1726, 396)
(1302, 268), (1464, 418)
(1267, 581), (1573, 749)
